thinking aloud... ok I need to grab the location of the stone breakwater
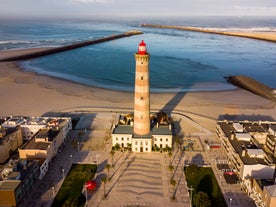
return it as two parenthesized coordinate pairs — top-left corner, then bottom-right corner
(141, 24), (276, 43)
(0, 30), (143, 62)
(226, 75), (276, 102)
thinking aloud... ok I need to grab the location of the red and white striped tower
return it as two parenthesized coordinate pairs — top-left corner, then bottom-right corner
(134, 40), (150, 135)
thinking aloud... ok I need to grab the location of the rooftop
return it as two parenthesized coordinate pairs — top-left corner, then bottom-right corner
(255, 179), (275, 190)
(35, 128), (60, 142)
(24, 117), (47, 125)
(0, 127), (20, 146)
(113, 122), (172, 138)
(218, 121), (274, 165)
(265, 184), (276, 197)
(1, 159), (39, 182)
(243, 123), (266, 133)
(0, 180), (20, 191)
(270, 124), (276, 132)
(22, 139), (50, 150)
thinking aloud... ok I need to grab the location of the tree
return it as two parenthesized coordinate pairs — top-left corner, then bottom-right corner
(105, 164), (111, 181)
(169, 165), (174, 173)
(114, 143), (120, 151)
(101, 176), (107, 198)
(110, 150), (115, 167)
(168, 151), (173, 165)
(174, 135), (180, 148)
(127, 143), (132, 151)
(169, 164), (174, 179)
(193, 191), (212, 207)
(170, 179), (177, 200)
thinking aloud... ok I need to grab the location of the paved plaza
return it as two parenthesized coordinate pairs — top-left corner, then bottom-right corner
(20, 112), (256, 207)
(89, 152), (190, 207)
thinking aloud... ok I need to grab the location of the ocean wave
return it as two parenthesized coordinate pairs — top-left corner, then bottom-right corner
(0, 38), (87, 51)
(0, 40), (33, 45)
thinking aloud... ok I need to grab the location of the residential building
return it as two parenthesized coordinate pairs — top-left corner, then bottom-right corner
(263, 183), (276, 207)
(217, 120), (276, 207)
(0, 126), (23, 164)
(18, 117), (71, 179)
(0, 159), (40, 207)
(20, 117), (47, 141)
(217, 120), (275, 180)
(0, 116), (72, 165)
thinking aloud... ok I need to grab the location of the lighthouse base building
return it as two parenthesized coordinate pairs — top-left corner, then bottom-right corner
(111, 40), (173, 152)
(111, 112), (173, 152)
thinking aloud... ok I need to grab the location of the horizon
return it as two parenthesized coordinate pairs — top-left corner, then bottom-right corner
(1, 0), (276, 20)
(1, 15), (276, 24)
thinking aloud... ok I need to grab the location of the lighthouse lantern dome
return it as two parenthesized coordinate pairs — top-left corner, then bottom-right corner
(138, 40), (147, 55)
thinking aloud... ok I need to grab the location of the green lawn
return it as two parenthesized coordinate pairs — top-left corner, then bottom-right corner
(52, 164), (97, 207)
(184, 165), (227, 207)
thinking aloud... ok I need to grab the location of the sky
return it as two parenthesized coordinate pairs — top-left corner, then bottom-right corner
(0, 0), (276, 19)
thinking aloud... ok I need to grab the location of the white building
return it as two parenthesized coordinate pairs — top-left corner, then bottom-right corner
(112, 113), (173, 152)
(20, 117), (47, 141)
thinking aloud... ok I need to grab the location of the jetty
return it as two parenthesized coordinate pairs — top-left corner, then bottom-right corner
(0, 30), (143, 62)
(141, 24), (276, 43)
(226, 75), (276, 102)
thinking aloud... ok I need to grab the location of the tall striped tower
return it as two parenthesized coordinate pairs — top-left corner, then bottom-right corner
(134, 40), (150, 135)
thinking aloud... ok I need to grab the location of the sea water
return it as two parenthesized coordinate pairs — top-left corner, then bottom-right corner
(0, 16), (276, 92)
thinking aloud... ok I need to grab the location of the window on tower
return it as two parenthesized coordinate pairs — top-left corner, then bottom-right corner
(140, 97), (143, 100)
(141, 76), (143, 80)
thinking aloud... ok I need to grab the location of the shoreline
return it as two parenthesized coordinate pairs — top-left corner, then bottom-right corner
(141, 24), (276, 42)
(1, 48), (236, 94)
(0, 48), (275, 131)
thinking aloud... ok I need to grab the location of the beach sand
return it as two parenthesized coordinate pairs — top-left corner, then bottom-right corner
(0, 48), (275, 134)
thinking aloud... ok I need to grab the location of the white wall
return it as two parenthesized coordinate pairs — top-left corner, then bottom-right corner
(132, 138), (152, 152)
(112, 133), (132, 148)
(152, 134), (172, 149)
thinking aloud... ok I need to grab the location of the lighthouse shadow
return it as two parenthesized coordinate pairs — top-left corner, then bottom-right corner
(159, 90), (187, 113)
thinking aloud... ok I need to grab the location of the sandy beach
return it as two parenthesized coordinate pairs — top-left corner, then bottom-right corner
(0, 48), (275, 133)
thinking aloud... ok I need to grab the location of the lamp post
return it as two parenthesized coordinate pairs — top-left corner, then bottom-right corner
(78, 142), (80, 151)
(187, 185), (194, 207)
(61, 168), (65, 178)
(229, 197), (232, 207)
(70, 154), (73, 166)
(51, 186), (55, 198)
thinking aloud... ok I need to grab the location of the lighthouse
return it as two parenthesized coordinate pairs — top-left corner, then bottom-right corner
(134, 40), (150, 135)
(111, 40), (172, 153)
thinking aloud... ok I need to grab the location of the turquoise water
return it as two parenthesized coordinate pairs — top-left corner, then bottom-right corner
(1, 17), (276, 92)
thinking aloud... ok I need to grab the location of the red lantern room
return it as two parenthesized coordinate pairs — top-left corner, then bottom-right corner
(138, 40), (147, 55)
